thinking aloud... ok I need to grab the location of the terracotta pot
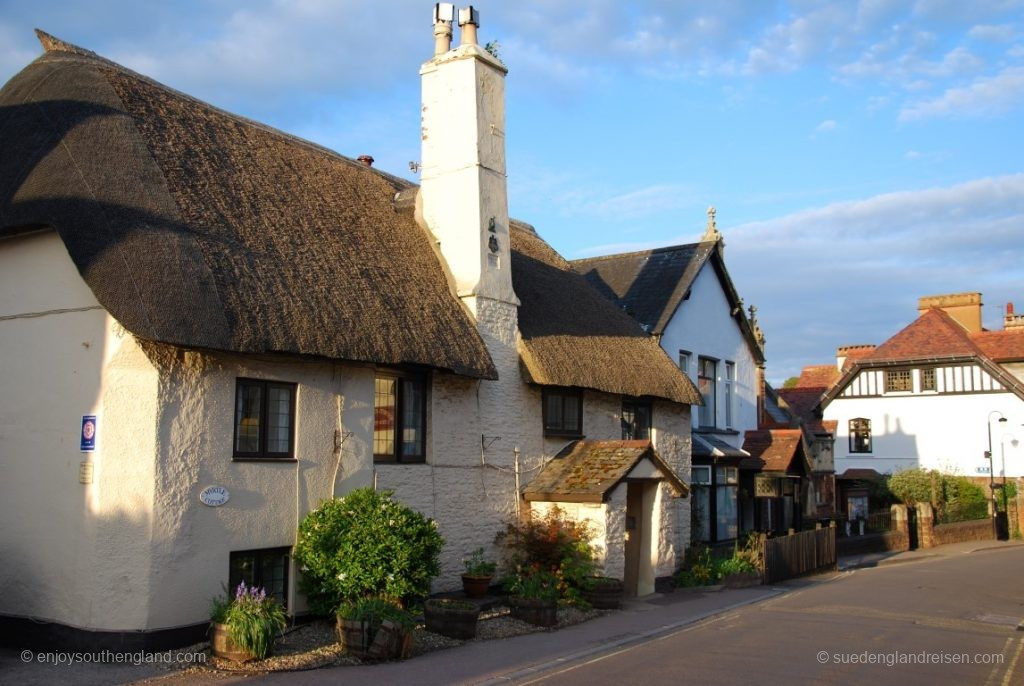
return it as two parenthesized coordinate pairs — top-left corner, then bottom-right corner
(337, 617), (413, 660)
(461, 574), (492, 598)
(424, 599), (481, 639)
(509, 596), (558, 627)
(210, 622), (258, 662)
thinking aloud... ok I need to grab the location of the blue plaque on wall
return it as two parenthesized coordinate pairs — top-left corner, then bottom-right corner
(81, 415), (97, 452)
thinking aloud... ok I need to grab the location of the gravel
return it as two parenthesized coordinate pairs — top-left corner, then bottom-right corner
(169, 604), (606, 677)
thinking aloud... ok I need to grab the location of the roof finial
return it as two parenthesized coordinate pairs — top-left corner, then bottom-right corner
(703, 205), (723, 244)
(749, 304), (765, 349)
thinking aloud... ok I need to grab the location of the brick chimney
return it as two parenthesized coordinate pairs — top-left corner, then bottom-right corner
(917, 292), (982, 333)
(1006, 302), (1024, 330)
(417, 4), (518, 313)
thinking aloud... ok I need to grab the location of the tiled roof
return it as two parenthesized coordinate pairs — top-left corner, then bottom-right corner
(795, 365), (840, 388)
(742, 429), (806, 474)
(972, 330), (1024, 361)
(778, 388), (824, 423)
(837, 468), (883, 481)
(522, 440), (688, 503)
(864, 309), (981, 362)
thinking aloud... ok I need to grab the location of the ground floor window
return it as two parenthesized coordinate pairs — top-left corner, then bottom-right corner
(230, 547), (290, 609)
(691, 464), (740, 543)
(691, 466), (712, 542)
(715, 466), (738, 541)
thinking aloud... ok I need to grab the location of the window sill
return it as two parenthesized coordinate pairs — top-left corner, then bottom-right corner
(373, 460), (428, 465)
(543, 432), (584, 440)
(232, 457), (298, 463)
(694, 427), (740, 436)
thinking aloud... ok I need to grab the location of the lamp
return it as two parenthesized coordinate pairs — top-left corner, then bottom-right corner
(986, 411), (1007, 538)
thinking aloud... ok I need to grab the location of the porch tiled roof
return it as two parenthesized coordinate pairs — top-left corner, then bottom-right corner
(522, 440), (688, 503)
(742, 429), (804, 474)
(837, 468), (883, 481)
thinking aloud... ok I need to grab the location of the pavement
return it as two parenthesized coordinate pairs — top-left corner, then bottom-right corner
(4, 539), (1023, 685)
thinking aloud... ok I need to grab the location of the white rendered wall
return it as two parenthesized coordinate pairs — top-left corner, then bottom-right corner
(825, 387), (1024, 478)
(0, 231), (159, 632)
(660, 262), (758, 446)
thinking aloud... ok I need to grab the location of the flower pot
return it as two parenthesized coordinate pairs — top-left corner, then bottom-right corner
(582, 577), (623, 610)
(424, 599), (481, 639)
(509, 596), (558, 627)
(210, 622), (259, 662)
(337, 617), (413, 660)
(461, 574), (492, 598)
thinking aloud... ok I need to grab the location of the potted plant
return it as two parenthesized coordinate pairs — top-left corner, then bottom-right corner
(461, 547), (497, 598)
(506, 567), (560, 627)
(423, 598), (481, 639)
(581, 575), (624, 609)
(337, 597), (415, 660)
(209, 581), (287, 662)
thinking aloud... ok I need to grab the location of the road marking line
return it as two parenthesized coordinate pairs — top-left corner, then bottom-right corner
(1002, 636), (1024, 686)
(984, 638), (1012, 686)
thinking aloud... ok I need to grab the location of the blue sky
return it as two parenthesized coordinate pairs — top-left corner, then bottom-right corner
(2, 1), (1023, 383)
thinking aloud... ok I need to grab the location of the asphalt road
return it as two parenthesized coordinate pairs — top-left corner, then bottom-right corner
(519, 547), (1024, 686)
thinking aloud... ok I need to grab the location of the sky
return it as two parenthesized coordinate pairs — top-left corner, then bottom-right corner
(2, 1), (1023, 384)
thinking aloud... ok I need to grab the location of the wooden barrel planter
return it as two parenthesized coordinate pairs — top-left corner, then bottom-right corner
(581, 576), (624, 610)
(509, 597), (558, 627)
(337, 617), (413, 660)
(461, 574), (492, 598)
(210, 622), (257, 662)
(424, 599), (481, 639)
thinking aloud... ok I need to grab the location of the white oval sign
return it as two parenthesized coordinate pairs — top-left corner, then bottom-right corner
(199, 485), (230, 507)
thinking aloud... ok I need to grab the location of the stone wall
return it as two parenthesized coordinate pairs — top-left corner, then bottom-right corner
(932, 519), (995, 546)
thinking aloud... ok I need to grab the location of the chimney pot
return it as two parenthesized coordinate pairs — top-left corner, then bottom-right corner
(357, 155), (374, 167)
(458, 6), (479, 46)
(432, 3), (454, 55)
(1009, 302), (1015, 315)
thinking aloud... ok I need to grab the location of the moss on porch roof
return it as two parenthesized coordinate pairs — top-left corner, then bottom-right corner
(522, 440), (688, 503)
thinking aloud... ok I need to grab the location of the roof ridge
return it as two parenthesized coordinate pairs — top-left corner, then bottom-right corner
(31, 29), (414, 191)
(571, 239), (715, 264)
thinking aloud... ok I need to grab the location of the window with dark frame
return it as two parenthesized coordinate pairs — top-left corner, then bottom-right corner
(849, 418), (872, 453)
(229, 547), (290, 609)
(697, 357), (717, 427)
(542, 387), (583, 437)
(678, 350), (691, 379)
(621, 399), (652, 440)
(374, 372), (427, 463)
(233, 379), (296, 459)
(885, 369), (912, 393)
(920, 367), (936, 391)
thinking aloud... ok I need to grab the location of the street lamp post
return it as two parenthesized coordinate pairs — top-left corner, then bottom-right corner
(986, 411), (1008, 538)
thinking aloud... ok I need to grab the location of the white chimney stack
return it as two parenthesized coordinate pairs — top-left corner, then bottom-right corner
(418, 5), (518, 312)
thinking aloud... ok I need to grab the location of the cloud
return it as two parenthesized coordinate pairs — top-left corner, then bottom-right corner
(813, 119), (839, 135)
(899, 65), (1024, 119)
(967, 23), (1016, 41)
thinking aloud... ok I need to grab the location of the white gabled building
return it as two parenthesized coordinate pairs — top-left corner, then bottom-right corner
(821, 293), (1024, 518)
(572, 211), (770, 544)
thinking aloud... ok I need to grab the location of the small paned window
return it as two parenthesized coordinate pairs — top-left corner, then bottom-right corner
(543, 388), (583, 437)
(374, 372), (427, 463)
(885, 369), (912, 393)
(724, 361), (735, 429)
(229, 548), (290, 609)
(698, 357), (717, 427)
(849, 418), (872, 453)
(233, 379), (296, 459)
(920, 368), (936, 392)
(621, 399), (652, 440)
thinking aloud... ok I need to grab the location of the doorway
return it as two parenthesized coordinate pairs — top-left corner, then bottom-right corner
(623, 481), (656, 596)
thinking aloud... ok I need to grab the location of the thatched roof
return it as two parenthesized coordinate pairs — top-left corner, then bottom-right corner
(511, 222), (701, 405)
(0, 32), (496, 379)
(522, 440), (688, 503)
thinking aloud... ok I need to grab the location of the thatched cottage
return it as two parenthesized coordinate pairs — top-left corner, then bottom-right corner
(0, 10), (698, 651)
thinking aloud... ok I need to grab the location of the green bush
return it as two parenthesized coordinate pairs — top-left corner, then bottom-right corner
(505, 566), (562, 603)
(675, 544), (717, 587)
(293, 488), (444, 613)
(495, 507), (597, 605)
(887, 468), (989, 523)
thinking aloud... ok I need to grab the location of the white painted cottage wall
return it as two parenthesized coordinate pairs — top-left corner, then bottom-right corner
(659, 261), (757, 445)
(0, 231), (159, 632)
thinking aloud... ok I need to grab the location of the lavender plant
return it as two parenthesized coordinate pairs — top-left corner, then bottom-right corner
(213, 581), (287, 659)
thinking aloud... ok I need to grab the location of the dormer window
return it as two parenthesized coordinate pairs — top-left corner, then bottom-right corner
(885, 369), (912, 393)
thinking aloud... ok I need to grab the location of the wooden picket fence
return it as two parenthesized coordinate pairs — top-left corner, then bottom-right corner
(761, 525), (837, 584)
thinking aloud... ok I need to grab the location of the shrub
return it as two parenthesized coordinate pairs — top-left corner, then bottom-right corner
(293, 487), (444, 613)
(888, 468), (989, 523)
(505, 566), (562, 603)
(211, 582), (287, 659)
(495, 507), (597, 604)
(463, 547), (497, 577)
(675, 544), (717, 587)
